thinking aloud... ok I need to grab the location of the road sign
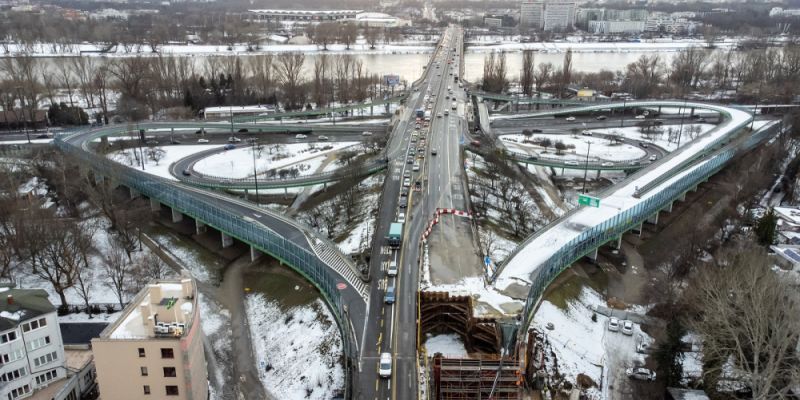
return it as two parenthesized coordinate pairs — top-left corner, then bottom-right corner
(578, 194), (600, 208)
(384, 74), (400, 87)
(484, 256), (491, 266)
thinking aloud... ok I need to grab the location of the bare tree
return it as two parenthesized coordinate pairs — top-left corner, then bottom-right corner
(274, 52), (306, 110)
(521, 50), (535, 96)
(534, 62), (553, 93)
(103, 241), (133, 309)
(559, 48), (573, 98)
(339, 23), (358, 50)
(686, 244), (800, 399)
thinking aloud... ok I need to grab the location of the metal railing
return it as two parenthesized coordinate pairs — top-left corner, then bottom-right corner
(55, 133), (358, 397)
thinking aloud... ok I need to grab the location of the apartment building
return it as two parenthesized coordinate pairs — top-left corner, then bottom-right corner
(0, 288), (69, 400)
(92, 279), (207, 400)
(520, 1), (544, 28)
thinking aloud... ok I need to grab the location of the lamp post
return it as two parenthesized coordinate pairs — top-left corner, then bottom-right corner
(229, 105), (234, 137)
(251, 138), (260, 204)
(620, 98), (626, 128)
(677, 99), (687, 148)
(581, 141), (591, 194)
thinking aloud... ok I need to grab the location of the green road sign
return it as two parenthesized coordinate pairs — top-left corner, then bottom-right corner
(578, 194), (600, 208)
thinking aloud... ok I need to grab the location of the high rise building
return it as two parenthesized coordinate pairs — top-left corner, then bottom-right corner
(520, 0), (576, 31)
(92, 279), (207, 400)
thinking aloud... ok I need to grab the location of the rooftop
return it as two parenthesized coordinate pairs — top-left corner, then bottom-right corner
(100, 279), (196, 340)
(59, 322), (109, 345)
(0, 288), (55, 332)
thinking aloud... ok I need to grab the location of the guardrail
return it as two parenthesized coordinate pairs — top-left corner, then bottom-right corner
(55, 133), (358, 398)
(179, 157), (389, 190)
(513, 121), (783, 332)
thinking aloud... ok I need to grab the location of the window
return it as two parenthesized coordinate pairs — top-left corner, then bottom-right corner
(7, 384), (30, 399)
(21, 318), (46, 333)
(143, 385), (151, 395)
(138, 348), (146, 358)
(26, 336), (50, 351)
(1, 367), (27, 382)
(163, 367), (176, 378)
(165, 386), (179, 396)
(0, 349), (24, 365)
(140, 367), (148, 376)
(160, 348), (174, 359)
(0, 331), (17, 344)
(32, 351), (57, 368)
(34, 370), (58, 385)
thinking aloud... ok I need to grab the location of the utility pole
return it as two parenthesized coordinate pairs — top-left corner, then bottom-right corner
(251, 138), (260, 204)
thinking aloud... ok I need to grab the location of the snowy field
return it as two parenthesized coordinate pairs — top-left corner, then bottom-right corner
(501, 134), (647, 162)
(108, 145), (220, 180)
(245, 295), (344, 400)
(193, 142), (356, 179)
(424, 333), (468, 358)
(585, 124), (717, 152)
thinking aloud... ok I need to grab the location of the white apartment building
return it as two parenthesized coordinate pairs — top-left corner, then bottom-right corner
(588, 20), (646, 34)
(0, 288), (70, 400)
(520, 0), (576, 31)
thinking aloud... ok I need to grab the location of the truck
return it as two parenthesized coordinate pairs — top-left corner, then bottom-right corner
(424, 110), (432, 120)
(415, 108), (425, 118)
(388, 222), (403, 248)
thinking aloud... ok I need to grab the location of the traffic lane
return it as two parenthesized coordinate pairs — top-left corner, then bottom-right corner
(492, 112), (710, 128)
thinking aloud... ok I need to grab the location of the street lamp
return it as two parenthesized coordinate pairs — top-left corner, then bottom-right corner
(676, 99), (687, 148)
(251, 138), (260, 204)
(620, 98), (626, 128)
(581, 141), (591, 194)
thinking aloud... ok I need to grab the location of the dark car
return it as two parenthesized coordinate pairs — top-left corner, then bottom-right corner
(224, 144), (236, 150)
(531, 128), (543, 133)
(182, 169), (191, 176)
(238, 128), (249, 133)
(596, 115), (607, 120)
(399, 197), (408, 208)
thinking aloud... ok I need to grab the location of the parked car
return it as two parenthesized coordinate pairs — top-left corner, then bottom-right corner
(224, 144), (236, 150)
(295, 134), (307, 139)
(404, 171), (411, 179)
(384, 286), (396, 304)
(399, 197), (408, 208)
(622, 320), (634, 335)
(228, 136), (242, 143)
(379, 353), (392, 378)
(608, 317), (620, 332)
(197, 138), (210, 143)
(626, 367), (656, 381)
(170, 139), (181, 144)
(437, 113), (443, 118)
(146, 140), (159, 146)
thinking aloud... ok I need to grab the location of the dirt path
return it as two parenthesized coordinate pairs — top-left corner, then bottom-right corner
(219, 256), (274, 400)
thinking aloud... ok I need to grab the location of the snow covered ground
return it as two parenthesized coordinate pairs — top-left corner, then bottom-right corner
(108, 144), (220, 180)
(193, 142), (356, 179)
(501, 134), (647, 162)
(424, 333), (468, 358)
(585, 124), (717, 152)
(245, 294), (344, 400)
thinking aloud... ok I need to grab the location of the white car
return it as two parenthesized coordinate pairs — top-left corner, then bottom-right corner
(566, 116), (576, 121)
(626, 367), (656, 381)
(565, 160), (580, 166)
(649, 155), (657, 162)
(379, 353), (392, 378)
(635, 115), (646, 119)
(197, 138), (210, 143)
(601, 162), (614, 167)
(228, 136), (241, 143)
(318, 135), (329, 141)
(387, 260), (398, 277)
(397, 212), (406, 224)
(403, 178), (411, 187)
(295, 134), (307, 139)
(608, 317), (620, 332)
(362, 131), (373, 136)
(581, 130), (592, 136)
(622, 320), (634, 335)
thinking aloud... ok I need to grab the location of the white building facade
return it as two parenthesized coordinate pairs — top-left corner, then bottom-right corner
(520, 0), (576, 31)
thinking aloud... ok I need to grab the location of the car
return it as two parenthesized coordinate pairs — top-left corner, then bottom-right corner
(36, 133), (51, 139)
(528, 155), (539, 161)
(379, 353), (392, 378)
(431, 149), (438, 155)
(444, 110), (449, 116)
(649, 155), (657, 161)
(197, 138), (210, 143)
(412, 163), (420, 172)
(565, 160), (580, 166)
(295, 134), (307, 139)
(397, 212), (406, 224)
(581, 130), (592, 136)
(146, 140), (159, 146)
(194, 129), (204, 135)
(636, 341), (650, 354)
(437, 113), (443, 118)
(404, 171), (411, 179)
(407, 158), (414, 164)
(596, 115), (607, 120)
(445, 95), (450, 99)
(608, 317), (620, 332)
(403, 178), (411, 187)
(622, 320), (634, 335)
(696, 118), (706, 123)
(181, 169), (191, 176)
(531, 128), (543, 133)
(238, 128), (248, 133)
(639, 142), (649, 148)
(228, 136), (242, 143)
(635, 115), (646, 119)
(399, 197), (408, 208)
(566, 116), (576, 121)
(387, 260), (398, 277)
(400, 186), (409, 197)
(411, 137), (417, 143)
(626, 367), (656, 381)
(318, 135), (329, 141)
(601, 162), (614, 167)
(224, 144), (235, 150)
(362, 131), (373, 136)
(629, 160), (640, 166)
(414, 181), (422, 190)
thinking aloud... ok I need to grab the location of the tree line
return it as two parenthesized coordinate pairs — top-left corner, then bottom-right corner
(482, 43), (800, 103)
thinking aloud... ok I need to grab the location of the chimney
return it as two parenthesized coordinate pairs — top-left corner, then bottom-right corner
(7, 295), (13, 305)
(149, 284), (162, 304)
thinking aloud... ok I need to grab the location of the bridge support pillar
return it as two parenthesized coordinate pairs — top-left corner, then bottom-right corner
(195, 220), (207, 235)
(129, 187), (140, 199)
(647, 212), (659, 225)
(689, 107), (695, 118)
(614, 236), (623, 249)
(663, 202), (673, 213)
(284, 187), (289, 198)
(250, 246), (263, 262)
(150, 198), (160, 212)
(171, 208), (183, 223)
(100, 136), (109, 148)
(221, 232), (234, 248)
(596, 169), (601, 178)
(560, 167), (564, 175)
(677, 192), (686, 202)
(632, 223), (643, 236)
(243, 189), (248, 200)
(586, 248), (598, 262)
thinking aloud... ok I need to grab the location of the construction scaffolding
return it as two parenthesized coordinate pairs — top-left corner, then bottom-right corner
(432, 354), (522, 400)
(419, 291), (500, 354)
